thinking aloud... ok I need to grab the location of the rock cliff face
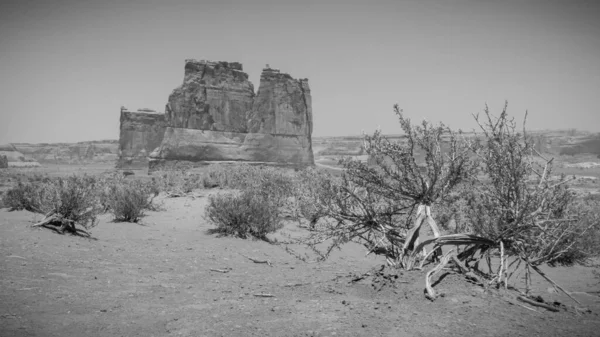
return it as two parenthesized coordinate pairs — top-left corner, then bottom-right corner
(148, 60), (314, 169)
(249, 68), (312, 137)
(117, 108), (167, 168)
(166, 61), (254, 133)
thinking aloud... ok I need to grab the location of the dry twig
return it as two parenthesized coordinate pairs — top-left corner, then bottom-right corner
(239, 253), (272, 266)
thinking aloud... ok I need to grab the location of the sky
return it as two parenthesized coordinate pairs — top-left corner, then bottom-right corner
(0, 0), (599, 143)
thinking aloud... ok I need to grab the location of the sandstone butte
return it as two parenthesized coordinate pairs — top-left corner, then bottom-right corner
(117, 60), (314, 169)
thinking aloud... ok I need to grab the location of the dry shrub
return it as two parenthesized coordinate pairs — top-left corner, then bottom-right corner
(292, 105), (477, 268)
(4, 175), (104, 235)
(292, 102), (600, 302)
(105, 180), (157, 223)
(448, 102), (600, 302)
(294, 167), (336, 227)
(203, 164), (296, 196)
(205, 190), (282, 241)
(1, 173), (54, 212)
(152, 170), (204, 195)
(203, 165), (297, 240)
(470, 104), (595, 266)
(2, 181), (44, 212)
(548, 198), (600, 266)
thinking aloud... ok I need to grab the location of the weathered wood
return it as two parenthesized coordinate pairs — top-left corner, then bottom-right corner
(517, 296), (559, 312)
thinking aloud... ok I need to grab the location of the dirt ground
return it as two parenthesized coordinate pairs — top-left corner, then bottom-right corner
(2, 167), (600, 336)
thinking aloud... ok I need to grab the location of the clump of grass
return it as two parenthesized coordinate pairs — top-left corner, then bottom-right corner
(205, 190), (282, 241)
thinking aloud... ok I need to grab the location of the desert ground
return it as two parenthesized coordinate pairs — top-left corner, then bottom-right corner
(1, 163), (600, 337)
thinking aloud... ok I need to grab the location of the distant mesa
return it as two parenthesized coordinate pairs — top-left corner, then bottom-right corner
(117, 59), (314, 169)
(10, 141), (118, 165)
(0, 143), (40, 168)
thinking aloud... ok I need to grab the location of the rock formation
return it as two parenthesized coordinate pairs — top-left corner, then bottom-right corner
(117, 108), (166, 168)
(145, 60), (313, 169)
(165, 61), (254, 132)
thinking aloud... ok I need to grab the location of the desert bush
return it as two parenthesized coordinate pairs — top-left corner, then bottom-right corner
(542, 197), (600, 266)
(18, 175), (105, 235)
(434, 186), (474, 234)
(247, 167), (296, 208)
(294, 167), (337, 227)
(2, 180), (45, 212)
(105, 180), (157, 222)
(293, 102), (600, 302)
(203, 164), (298, 240)
(460, 102), (600, 298)
(2, 172), (58, 212)
(292, 105), (479, 273)
(0, 154), (8, 168)
(203, 164), (295, 194)
(152, 170), (204, 196)
(205, 190), (282, 241)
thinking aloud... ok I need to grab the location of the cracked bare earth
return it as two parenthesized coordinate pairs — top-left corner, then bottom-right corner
(2, 188), (600, 337)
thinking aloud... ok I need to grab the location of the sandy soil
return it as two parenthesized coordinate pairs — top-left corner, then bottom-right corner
(1, 176), (600, 336)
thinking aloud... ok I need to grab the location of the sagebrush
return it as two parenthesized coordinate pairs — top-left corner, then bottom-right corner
(3, 175), (104, 235)
(205, 190), (282, 241)
(104, 179), (157, 223)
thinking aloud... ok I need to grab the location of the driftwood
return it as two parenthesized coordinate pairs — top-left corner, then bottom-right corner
(517, 296), (560, 312)
(504, 298), (539, 313)
(450, 255), (484, 285)
(253, 293), (275, 298)
(425, 250), (455, 300)
(209, 268), (230, 273)
(31, 211), (90, 236)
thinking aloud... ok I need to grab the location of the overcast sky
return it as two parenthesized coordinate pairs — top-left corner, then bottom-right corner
(0, 0), (598, 143)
